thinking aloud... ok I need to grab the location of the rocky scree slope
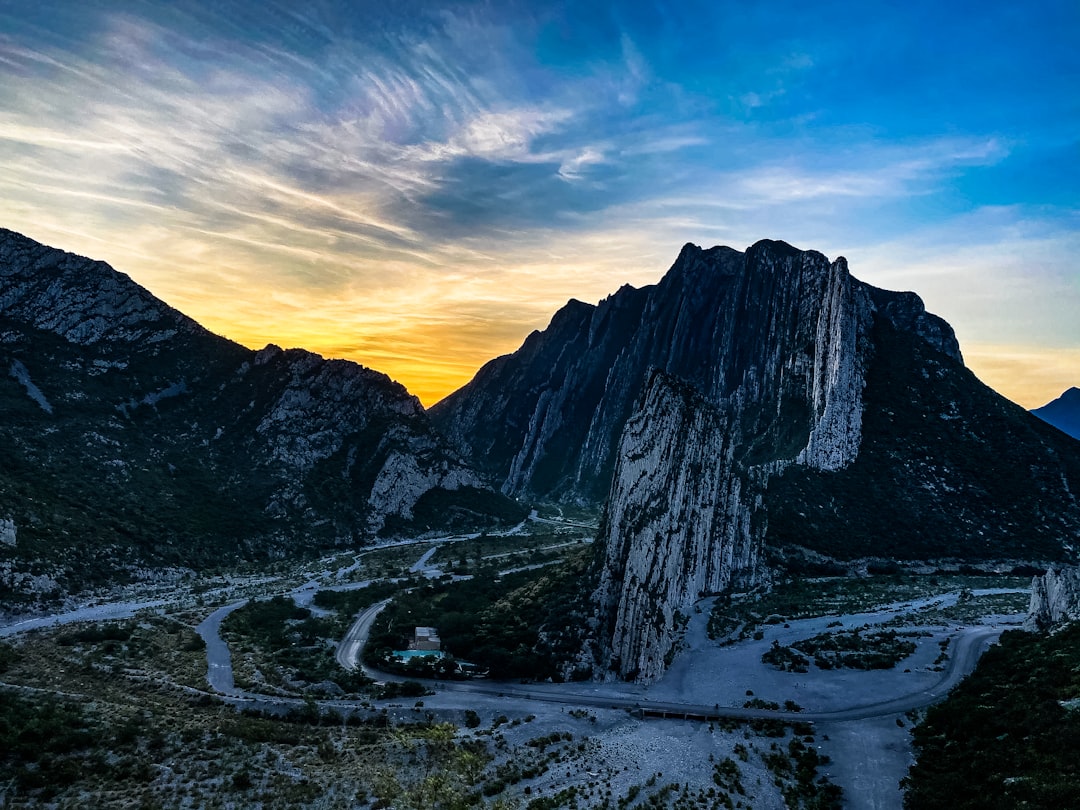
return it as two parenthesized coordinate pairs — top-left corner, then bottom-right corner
(433, 239), (1080, 682)
(0, 228), (521, 605)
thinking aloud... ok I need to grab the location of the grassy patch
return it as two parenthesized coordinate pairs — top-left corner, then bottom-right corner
(366, 547), (595, 680)
(764, 627), (921, 672)
(221, 596), (371, 696)
(0, 626), (503, 809)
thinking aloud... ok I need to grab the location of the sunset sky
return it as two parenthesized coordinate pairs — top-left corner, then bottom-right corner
(1, 0), (1077, 408)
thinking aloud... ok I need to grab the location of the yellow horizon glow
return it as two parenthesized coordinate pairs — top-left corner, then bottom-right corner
(6, 219), (1075, 412)
(961, 344), (1080, 412)
(207, 329), (1080, 411)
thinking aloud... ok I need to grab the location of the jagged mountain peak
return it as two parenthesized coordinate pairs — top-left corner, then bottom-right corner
(866, 284), (962, 363)
(432, 239), (873, 500)
(433, 238), (1080, 682)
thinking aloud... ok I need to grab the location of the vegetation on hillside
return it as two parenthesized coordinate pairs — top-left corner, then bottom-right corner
(762, 628), (920, 672)
(903, 623), (1080, 808)
(221, 595), (372, 695)
(767, 314), (1080, 563)
(365, 548), (595, 680)
(708, 573), (1031, 642)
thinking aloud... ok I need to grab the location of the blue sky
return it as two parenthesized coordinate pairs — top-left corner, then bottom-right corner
(0, 0), (1077, 405)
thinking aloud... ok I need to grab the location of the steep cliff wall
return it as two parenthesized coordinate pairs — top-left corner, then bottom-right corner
(437, 237), (1080, 683)
(590, 245), (875, 680)
(432, 241), (873, 501)
(592, 372), (764, 681)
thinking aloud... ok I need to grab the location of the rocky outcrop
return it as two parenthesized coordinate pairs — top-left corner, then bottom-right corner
(0, 228), (520, 598)
(591, 245), (877, 680)
(0, 518), (15, 548)
(1025, 566), (1080, 631)
(0, 228), (205, 347)
(432, 242), (878, 501)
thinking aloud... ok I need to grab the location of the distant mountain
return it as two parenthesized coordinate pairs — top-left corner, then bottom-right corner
(433, 239), (1080, 681)
(0, 228), (522, 608)
(1032, 387), (1080, 441)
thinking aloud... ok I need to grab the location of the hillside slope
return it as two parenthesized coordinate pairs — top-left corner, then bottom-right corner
(0, 228), (522, 606)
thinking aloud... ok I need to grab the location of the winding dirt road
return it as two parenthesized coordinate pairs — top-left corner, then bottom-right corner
(328, 594), (1005, 724)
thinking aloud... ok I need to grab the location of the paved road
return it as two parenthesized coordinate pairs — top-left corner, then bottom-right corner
(0, 597), (173, 637)
(334, 598), (392, 676)
(409, 547), (439, 573)
(194, 600), (247, 695)
(1, 547), (1009, 728)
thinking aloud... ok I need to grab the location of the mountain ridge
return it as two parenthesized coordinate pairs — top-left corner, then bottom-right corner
(0, 228), (522, 608)
(1032, 386), (1080, 441)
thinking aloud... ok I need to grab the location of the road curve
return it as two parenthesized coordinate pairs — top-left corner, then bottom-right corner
(398, 625), (1002, 723)
(2, 557), (1009, 727)
(0, 597), (173, 638)
(329, 599), (1004, 724)
(194, 600), (248, 695)
(334, 598), (391, 677)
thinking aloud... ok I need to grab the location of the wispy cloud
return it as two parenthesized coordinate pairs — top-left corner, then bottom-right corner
(0, 1), (1074, 406)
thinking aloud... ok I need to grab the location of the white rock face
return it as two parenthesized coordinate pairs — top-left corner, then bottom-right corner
(593, 373), (764, 681)
(797, 257), (872, 470)
(1025, 566), (1080, 630)
(0, 229), (204, 346)
(8, 359), (53, 414)
(246, 347), (488, 532)
(0, 518), (15, 548)
(255, 352), (419, 475)
(594, 247), (877, 682)
(367, 447), (481, 529)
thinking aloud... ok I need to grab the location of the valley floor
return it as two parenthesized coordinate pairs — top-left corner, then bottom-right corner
(372, 587), (1023, 809)
(0, 527), (1029, 809)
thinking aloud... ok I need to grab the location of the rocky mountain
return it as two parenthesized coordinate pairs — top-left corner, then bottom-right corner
(0, 228), (522, 607)
(1032, 387), (1080, 441)
(1025, 565), (1080, 631)
(433, 239), (1080, 681)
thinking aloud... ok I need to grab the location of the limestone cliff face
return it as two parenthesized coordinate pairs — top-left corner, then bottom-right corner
(592, 372), (764, 681)
(591, 245), (876, 680)
(240, 343), (489, 534)
(431, 241), (876, 501)
(437, 241), (882, 681)
(1025, 567), (1080, 631)
(438, 237), (1080, 683)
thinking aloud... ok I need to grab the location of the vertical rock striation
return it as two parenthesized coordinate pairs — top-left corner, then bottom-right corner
(435, 240), (904, 681)
(591, 245), (875, 680)
(592, 372), (763, 681)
